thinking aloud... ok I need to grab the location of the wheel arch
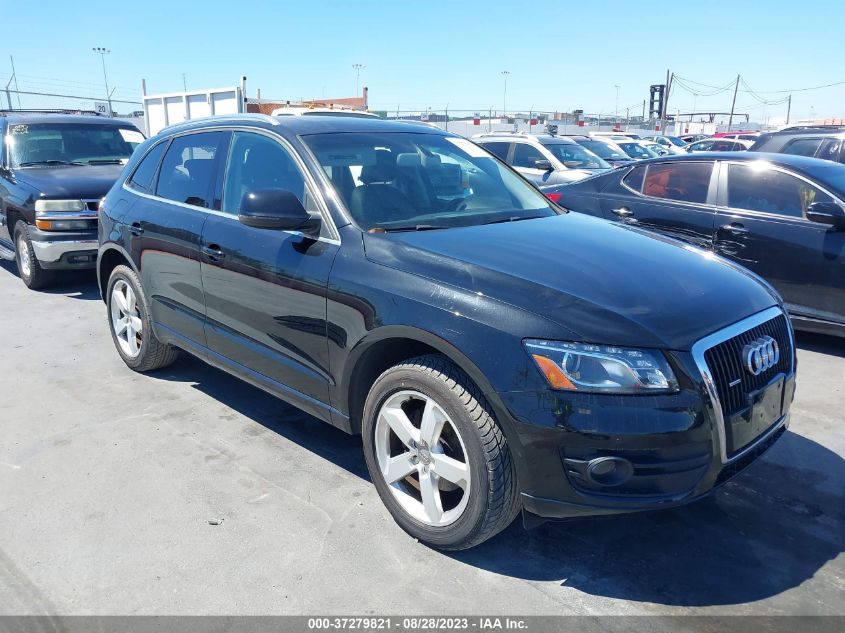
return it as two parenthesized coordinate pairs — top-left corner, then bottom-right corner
(342, 325), (511, 437)
(97, 244), (137, 302)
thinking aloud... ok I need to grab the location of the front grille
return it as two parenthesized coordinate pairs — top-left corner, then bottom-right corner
(703, 314), (792, 418)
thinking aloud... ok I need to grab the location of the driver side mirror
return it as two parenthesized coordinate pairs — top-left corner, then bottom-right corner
(238, 189), (321, 235)
(806, 201), (845, 228)
(534, 159), (553, 171)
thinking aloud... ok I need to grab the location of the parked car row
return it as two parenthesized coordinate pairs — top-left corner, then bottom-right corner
(0, 110), (806, 552)
(541, 152), (845, 337)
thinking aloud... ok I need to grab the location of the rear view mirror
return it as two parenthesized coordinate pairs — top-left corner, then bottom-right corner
(534, 159), (553, 171)
(238, 189), (321, 235)
(806, 201), (845, 228)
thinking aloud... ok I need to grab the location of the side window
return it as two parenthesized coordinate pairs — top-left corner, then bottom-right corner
(155, 132), (227, 208)
(727, 164), (833, 218)
(642, 162), (713, 204)
(712, 140), (734, 151)
(511, 143), (546, 168)
(127, 141), (167, 194)
(693, 140), (714, 151)
(480, 142), (510, 161)
(783, 138), (823, 157)
(222, 132), (307, 215)
(816, 138), (841, 162)
(622, 165), (646, 192)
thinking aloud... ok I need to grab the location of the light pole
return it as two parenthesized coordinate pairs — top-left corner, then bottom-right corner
(92, 47), (112, 115)
(352, 63), (365, 97)
(614, 84), (620, 118)
(501, 70), (510, 118)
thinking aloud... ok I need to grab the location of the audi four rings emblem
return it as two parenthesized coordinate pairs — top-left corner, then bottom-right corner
(743, 336), (780, 376)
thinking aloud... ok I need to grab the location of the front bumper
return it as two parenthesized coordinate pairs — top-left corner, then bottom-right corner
(497, 345), (795, 520)
(29, 227), (98, 269)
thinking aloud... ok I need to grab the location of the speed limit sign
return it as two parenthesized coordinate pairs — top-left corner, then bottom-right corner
(94, 101), (111, 116)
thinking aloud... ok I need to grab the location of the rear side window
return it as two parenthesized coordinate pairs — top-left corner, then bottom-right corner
(783, 138), (823, 157)
(622, 165), (645, 192)
(155, 132), (228, 208)
(727, 163), (833, 218)
(480, 142), (510, 161)
(128, 142), (167, 193)
(642, 162), (713, 204)
(711, 140), (735, 151)
(511, 143), (546, 168)
(816, 138), (842, 162)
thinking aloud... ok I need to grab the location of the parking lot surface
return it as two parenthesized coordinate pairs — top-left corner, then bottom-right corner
(0, 261), (843, 617)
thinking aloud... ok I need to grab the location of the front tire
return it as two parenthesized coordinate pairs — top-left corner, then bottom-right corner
(362, 355), (519, 550)
(14, 221), (54, 290)
(106, 264), (179, 372)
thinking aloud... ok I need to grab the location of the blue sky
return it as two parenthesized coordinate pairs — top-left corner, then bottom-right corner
(2, 0), (843, 122)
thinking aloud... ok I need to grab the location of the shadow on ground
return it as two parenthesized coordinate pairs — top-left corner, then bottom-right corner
(148, 349), (844, 608)
(0, 258), (100, 300)
(796, 330), (845, 358)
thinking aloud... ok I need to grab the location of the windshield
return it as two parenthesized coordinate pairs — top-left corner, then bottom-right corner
(7, 122), (143, 167)
(303, 132), (558, 231)
(580, 140), (629, 160)
(541, 142), (610, 170)
(618, 142), (657, 159)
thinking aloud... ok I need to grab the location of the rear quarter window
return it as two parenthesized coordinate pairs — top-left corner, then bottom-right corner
(127, 141), (167, 194)
(622, 165), (645, 192)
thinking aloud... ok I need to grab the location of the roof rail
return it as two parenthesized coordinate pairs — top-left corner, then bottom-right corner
(780, 125), (845, 132)
(0, 108), (105, 117)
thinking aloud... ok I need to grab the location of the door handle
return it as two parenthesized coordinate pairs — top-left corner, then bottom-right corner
(611, 207), (634, 218)
(129, 222), (144, 236)
(202, 244), (225, 262)
(719, 222), (749, 236)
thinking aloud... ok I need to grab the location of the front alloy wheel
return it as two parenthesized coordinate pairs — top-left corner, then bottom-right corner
(362, 355), (519, 550)
(375, 390), (471, 527)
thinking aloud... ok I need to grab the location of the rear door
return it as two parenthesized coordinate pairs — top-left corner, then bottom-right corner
(714, 161), (845, 324)
(125, 130), (229, 350)
(601, 161), (719, 250)
(200, 130), (340, 416)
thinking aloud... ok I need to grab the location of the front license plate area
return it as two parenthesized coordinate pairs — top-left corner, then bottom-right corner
(725, 375), (785, 456)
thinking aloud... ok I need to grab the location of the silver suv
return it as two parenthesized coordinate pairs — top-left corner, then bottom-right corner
(473, 132), (611, 186)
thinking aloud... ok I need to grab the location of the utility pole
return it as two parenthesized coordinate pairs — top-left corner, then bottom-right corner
(614, 84), (620, 118)
(661, 69), (673, 132)
(92, 47), (112, 115)
(728, 74), (740, 130)
(501, 70), (510, 118)
(352, 63), (365, 97)
(9, 56), (21, 108)
(182, 73), (187, 91)
(786, 94), (792, 125)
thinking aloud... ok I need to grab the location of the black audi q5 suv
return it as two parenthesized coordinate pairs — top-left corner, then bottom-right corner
(98, 114), (796, 550)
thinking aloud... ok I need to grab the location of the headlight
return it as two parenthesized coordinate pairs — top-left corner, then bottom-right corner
(524, 339), (678, 394)
(35, 199), (85, 213)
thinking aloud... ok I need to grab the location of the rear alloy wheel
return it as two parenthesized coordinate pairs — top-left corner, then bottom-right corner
(106, 265), (179, 372)
(362, 355), (519, 550)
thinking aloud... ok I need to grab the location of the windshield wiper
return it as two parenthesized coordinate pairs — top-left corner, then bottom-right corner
(482, 215), (548, 226)
(377, 224), (450, 233)
(18, 160), (85, 167)
(87, 159), (125, 165)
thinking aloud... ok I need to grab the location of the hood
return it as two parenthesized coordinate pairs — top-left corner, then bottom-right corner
(363, 213), (779, 350)
(16, 164), (125, 200)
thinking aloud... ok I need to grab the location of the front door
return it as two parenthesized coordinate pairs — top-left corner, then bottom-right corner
(200, 131), (340, 415)
(715, 161), (845, 324)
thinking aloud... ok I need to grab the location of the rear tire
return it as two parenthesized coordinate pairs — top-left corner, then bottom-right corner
(362, 355), (519, 550)
(106, 264), (179, 372)
(14, 221), (54, 290)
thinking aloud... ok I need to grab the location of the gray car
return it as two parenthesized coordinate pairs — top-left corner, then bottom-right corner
(473, 132), (611, 185)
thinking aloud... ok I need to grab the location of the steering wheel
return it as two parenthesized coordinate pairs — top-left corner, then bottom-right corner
(444, 198), (469, 212)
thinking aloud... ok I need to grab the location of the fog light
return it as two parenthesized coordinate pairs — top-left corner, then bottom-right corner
(586, 456), (634, 487)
